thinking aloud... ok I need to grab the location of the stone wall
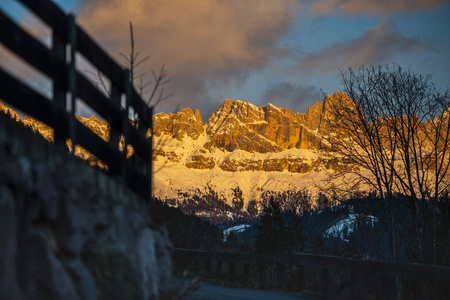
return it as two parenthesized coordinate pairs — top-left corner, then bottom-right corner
(0, 115), (173, 300)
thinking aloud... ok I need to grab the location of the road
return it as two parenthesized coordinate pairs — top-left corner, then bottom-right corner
(179, 280), (319, 300)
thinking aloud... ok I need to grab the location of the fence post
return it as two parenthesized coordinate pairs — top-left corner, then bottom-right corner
(277, 263), (284, 289)
(378, 275), (389, 299)
(440, 282), (449, 300)
(148, 105), (153, 202)
(350, 272), (357, 300)
(216, 259), (222, 281)
(194, 256), (200, 276)
(51, 23), (66, 147)
(122, 69), (131, 180)
(322, 268), (331, 298)
(204, 259), (211, 278)
(258, 264), (265, 289)
(298, 265), (306, 291)
(67, 13), (77, 155)
(109, 84), (122, 160)
(243, 263), (250, 287)
(412, 278), (422, 300)
(229, 262), (236, 284)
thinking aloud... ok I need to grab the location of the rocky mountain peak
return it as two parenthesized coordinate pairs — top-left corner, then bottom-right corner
(300, 101), (324, 131)
(204, 100), (281, 153)
(194, 109), (202, 123)
(293, 91), (353, 136)
(204, 98), (333, 152)
(319, 91), (354, 135)
(152, 93), (353, 153)
(206, 99), (262, 134)
(153, 107), (204, 140)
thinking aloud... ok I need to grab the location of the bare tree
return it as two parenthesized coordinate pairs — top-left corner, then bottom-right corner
(87, 21), (173, 163)
(322, 64), (450, 299)
(119, 22), (172, 111)
(119, 22), (175, 178)
(325, 64), (450, 265)
(89, 22), (171, 119)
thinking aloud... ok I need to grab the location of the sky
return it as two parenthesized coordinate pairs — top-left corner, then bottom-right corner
(1, 0), (449, 121)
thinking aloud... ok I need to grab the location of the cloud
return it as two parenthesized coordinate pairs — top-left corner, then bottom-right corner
(77, 0), (299, 116)
(295, 22), (423, 74)
(309, 0), (448, 16)
(262, 82), (322, 113)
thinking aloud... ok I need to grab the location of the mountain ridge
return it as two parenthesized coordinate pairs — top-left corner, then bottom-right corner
(154, 91), (351, 153)
(0, 92), (357, 207)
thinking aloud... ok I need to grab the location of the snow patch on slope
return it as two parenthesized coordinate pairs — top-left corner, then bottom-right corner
(152, 130), (373, 207)
(223, 224), (251, 242)
(325, 214), (378, 242)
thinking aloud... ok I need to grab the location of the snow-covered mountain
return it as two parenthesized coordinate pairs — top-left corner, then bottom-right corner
(152, 91), (358, 208)
(0, 92), (360, 213)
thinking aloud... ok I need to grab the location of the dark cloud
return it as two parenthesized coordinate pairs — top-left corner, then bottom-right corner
(295, 22), (424, 74)
(309, 0), (448, 16)
(262, 82), (322, 113)
(77, 0), (299, 115)
(160, 74), (216, 118)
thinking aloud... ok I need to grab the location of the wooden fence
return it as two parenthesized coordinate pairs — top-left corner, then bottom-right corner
(173, 248), (450, 299)
(0, 0), (152, 199)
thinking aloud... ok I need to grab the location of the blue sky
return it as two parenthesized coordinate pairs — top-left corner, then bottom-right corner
(1, 0), (449, 120)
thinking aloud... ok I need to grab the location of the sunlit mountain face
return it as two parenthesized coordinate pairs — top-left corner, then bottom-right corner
(1, 94), (356, 214)
(5, 87), (447, 226)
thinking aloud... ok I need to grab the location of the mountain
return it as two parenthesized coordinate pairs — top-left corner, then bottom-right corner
(0, 92), (357, 213)
(154, 92), (353, 153)
(151, 91), (358, 210)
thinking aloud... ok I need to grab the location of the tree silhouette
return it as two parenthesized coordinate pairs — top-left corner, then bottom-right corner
(325, 64), (450, 265)
(246, 199), (258, 216)
(285, 210), (307, 253)
(255, 196), (286, 253)
(342, 230), (362, 259)
(231, 186), (244, 212)
(324, 64), (450, 299)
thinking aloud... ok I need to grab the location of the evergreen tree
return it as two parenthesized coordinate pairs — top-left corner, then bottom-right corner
(342, 230), (362, 259)
(285, 210), (307, 253)
(246, 199), (258, 216)
(224, 232), (253, 253)
(231, 186), (244, 211)
(312, 235), (329, 255)
(317, 192), (331, 210)
(255, 196), (286, 253)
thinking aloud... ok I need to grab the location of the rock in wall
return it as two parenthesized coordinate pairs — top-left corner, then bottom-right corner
(0, 115), (173, 300)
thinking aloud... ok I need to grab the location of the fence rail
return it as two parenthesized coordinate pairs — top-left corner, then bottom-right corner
(0, 0), (152, 199)
(173, 248), (450, 299)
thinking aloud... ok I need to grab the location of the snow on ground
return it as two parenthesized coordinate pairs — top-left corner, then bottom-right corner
(152, 134), (371, 206)
(325, 214), (378, 242)
(223, 224), (251, 242)
(153, 158), (333, 205)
